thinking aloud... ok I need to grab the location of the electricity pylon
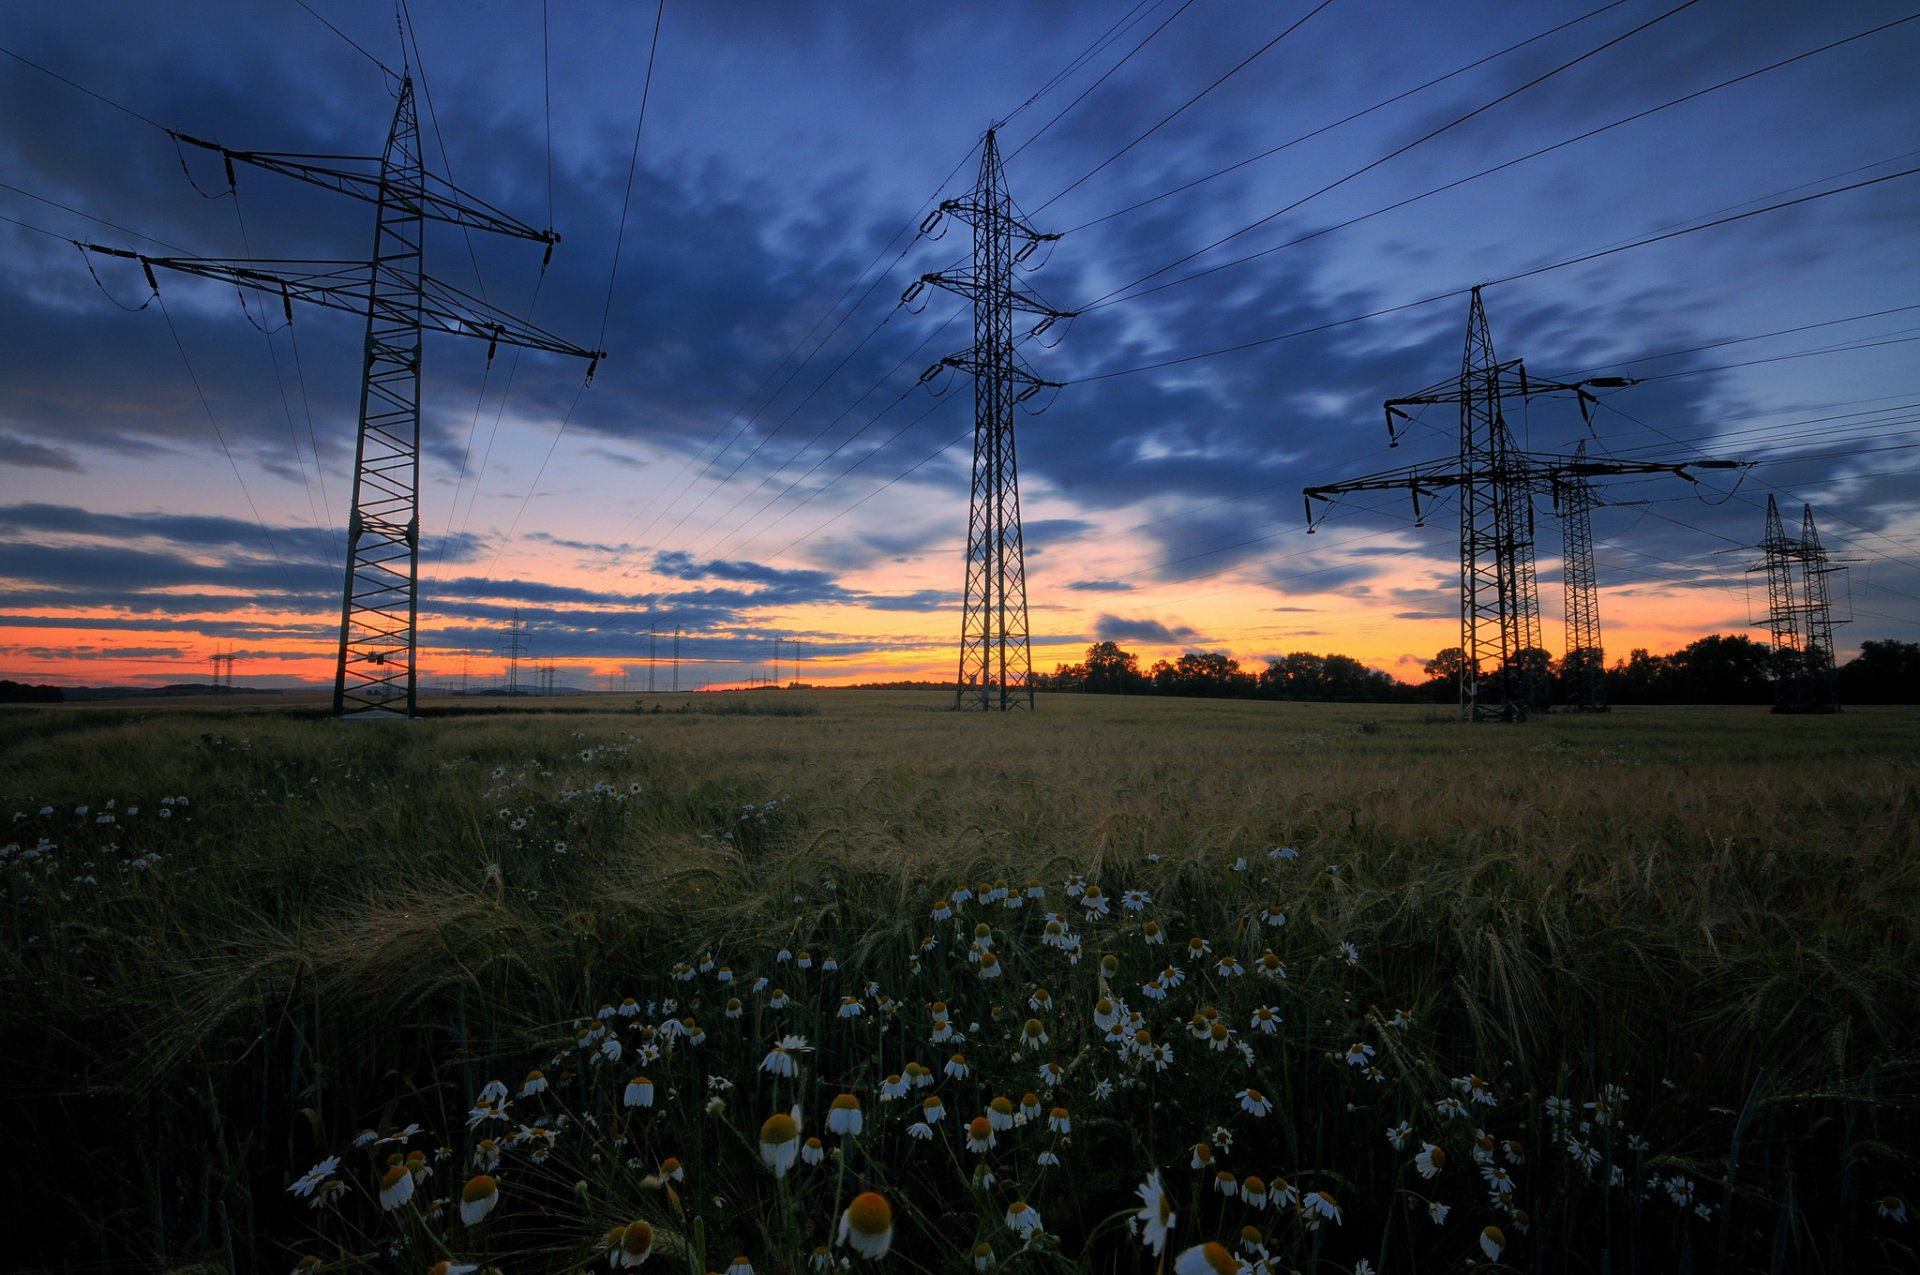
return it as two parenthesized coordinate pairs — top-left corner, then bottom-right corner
(83, 76), (602, 718)
(1553, 440), (1605, 711)
(1754, 496), (1846, 713)
(503, 609), (529, 697)
(1304, 289), (1742, 721)
(910, 128), (1075, 711)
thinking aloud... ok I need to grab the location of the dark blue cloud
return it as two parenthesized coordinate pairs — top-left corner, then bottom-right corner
(1094, 614), (1201, 645)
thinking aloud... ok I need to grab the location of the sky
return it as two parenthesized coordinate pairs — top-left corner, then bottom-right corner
(2, 0), (1917, 693)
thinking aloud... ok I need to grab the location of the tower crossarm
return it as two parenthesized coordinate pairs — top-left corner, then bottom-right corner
(928, 195), (1056, 245)
(170, 131), (560, 248)
(79, 245), (605, 365)
(1304, 456), (1747, 530)
(913, 270), (1075, 319)
(1383, 372), (1637, 446)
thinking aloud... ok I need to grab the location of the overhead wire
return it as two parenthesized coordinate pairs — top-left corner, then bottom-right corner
(0, 63), (339, 584)
(706, 299), (1920, 568)
(478, 0), (664, 583)
(598, 2), (1209, 579)
(222, 172), (342, 568)
(1053, 0), (1634, 235)
(1073, 165), (1920, 383)
(154, 291), (303, 598)
(1029, 0), (1338, 216)
(1067, 16), (1920, 316)
(1004, 0), (1202, 162)
(291, 0), (399, 78)
(1072, 0), (1706, 312)
(1000, 0), (1166, 130)
(609, 0), (1210, 569)
(0, 43), (169, 131)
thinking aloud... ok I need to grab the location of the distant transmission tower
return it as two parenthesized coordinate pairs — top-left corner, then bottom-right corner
(84, 75), (602, 719)
(1305, 288), (1742, 721)
(1755, 496), (1846, 713)
(1554, 441), (1606, 711)
(914, 128), (1075, 711)
(503, 610), (529, 697)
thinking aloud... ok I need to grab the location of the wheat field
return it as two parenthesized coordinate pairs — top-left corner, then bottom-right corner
(3, 694), (1916, 1274)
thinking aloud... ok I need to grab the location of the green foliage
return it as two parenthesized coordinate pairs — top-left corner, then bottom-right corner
(2, 697), (1917, 1274)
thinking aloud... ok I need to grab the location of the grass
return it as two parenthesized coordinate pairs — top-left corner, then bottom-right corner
(2, 693), (1916, 1274)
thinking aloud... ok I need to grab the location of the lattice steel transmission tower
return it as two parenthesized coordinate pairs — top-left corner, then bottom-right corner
(1304, 289), (1742, 721)
(84, 75), (602, 718)
(913, 128), (1075, 711)
(502, 610), (529, 697)
(1755, 496), (1846, 713)
(1554, 440), (1606, 711)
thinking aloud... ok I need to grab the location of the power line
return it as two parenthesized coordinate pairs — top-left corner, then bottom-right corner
(291, 0), (399, 78)
(1074, 165), (1920, 383)
(465, 3), (666, 588)
(1000, 0), (1166, 130)
(600, 4), (1197, 576)
(154, 291), (302, 597)
(1075, 0), (1705, 311)
(0, 180), (190, 252)
(597, 0), (666, 349)
(1073, 20), (1920, 316)
(0, 42), (168, 131)
(1005, 0), (1201, 162)
(1054, 0), (1634, 235)
(1031, 0), (1338, 215)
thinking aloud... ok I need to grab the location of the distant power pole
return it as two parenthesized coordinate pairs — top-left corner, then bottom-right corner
(503, 610), (529, 697)
(1554, 441), (1606, 712)
(913, 127), (1075, 712)
(649, 623), (657, 693)
(1304, 288), (1743, 722)
(1754, 496), (1847, 713)
(772, 638), (780, 688)
(673, 627), (681, 692)
(85, 76), (602, 719)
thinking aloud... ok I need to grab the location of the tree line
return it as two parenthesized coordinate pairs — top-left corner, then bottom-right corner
(1035, 641), (1405, 701)
(1032, 637), (1920, 705)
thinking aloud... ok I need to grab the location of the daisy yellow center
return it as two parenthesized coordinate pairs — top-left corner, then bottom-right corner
(761, 1113), (799, 1144)
(846, 1191), (891, 1234)
(1198, 1241), (1238, 1275)
(623, 1221), (654, 1255)
(461, 1174), (496, 1203)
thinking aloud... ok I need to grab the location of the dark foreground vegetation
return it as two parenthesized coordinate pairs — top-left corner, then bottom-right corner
(2, 696), (1915, 1274)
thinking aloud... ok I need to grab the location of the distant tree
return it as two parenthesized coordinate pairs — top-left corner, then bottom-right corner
(1083, 641), (1144, 694)
(1172, 651), (1248, 697)
(1668, 634), (1774, 704)
(1319, 653), (1375, 699)
(1424, 647), (1468, 683)
(1608, 647), (1671, 704)
(1043, 662), (1087, 692)
(0, 679), (64, 703)
(1421, 647), (1468, 703)
(1557, 646), (1607, 705)
(1836, 638), (1920, 704)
